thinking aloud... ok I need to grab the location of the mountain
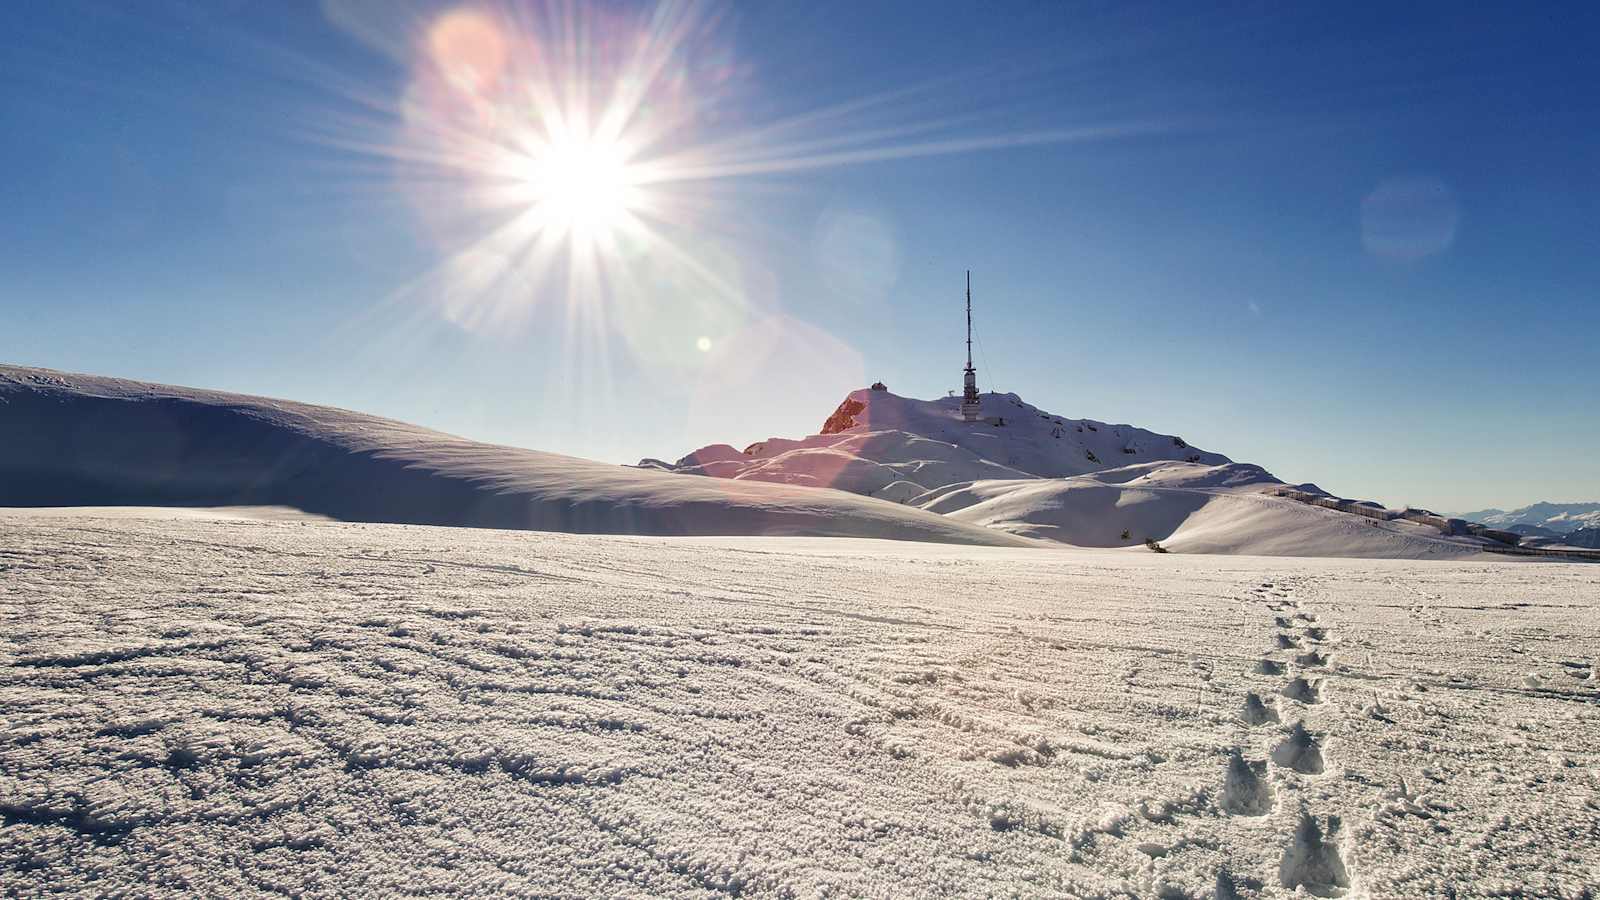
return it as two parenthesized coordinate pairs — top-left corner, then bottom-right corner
(1454, 502), (1600, 534)
(655, 387), (1492, 559)
(2, 366), (1542, 559)
(1563, 527), (1600, 549)
(0, 365), (1030, 547)
(663, 387), (1230, 501)
(1504, 523), (1563, 539)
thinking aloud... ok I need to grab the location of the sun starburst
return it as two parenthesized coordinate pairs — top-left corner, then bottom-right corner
(309, 0), (1160, 382)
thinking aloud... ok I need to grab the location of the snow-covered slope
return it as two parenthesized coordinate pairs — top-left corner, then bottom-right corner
(664, 388), (1230, 500)
(922, 462), (1480, 558)
(4, 510), (1596, 896)
(1454, 501), (1600, 534)
(657, 388), (1498, 559)
(0, 365), (1029, 546)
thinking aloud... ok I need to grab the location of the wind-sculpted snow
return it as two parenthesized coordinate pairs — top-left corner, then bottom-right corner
(3, 510), (1597, 896)
(0, 365), (1027, 547)
(923, 462), (1489, 558)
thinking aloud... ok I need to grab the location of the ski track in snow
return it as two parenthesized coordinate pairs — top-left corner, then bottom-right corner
(2, 511), (1598, 897)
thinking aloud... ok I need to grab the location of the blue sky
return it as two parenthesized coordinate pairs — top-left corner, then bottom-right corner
(2, 1), (1596, 512)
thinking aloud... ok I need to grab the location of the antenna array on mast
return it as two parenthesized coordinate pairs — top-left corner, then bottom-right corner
(960, 269), (981, 422)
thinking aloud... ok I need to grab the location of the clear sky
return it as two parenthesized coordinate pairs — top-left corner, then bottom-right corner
(3, 1), (1596, 513)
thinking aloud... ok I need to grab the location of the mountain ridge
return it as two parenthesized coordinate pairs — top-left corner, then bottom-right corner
(651, 386), (1504, 558)
(1452, 501), (1600, 534)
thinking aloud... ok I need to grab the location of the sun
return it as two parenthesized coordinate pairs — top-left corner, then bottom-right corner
(373, 1), (1132, 349)
(518, 131), (640, 244)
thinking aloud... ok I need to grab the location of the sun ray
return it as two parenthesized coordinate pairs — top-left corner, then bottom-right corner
(296, 0), (1173, 388)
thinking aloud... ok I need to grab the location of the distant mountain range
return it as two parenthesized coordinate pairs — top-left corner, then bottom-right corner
(1453, 502), (1600, 534)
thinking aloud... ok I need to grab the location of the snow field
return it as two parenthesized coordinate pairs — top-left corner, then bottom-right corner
(2, 510), (1597, 897)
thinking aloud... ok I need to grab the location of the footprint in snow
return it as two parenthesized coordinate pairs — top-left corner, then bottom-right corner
(1221, 749), (1275, 816)
(1271, 722), (1327, 775)
(1282, 677), (1322, 704)
(1279, 812), (1351, 896)
(1214, 869), (1259, 900)
(1256, 659), (1286, 676)
(1242, 692), (1280, 726)
(1295, 649), (1332, 668)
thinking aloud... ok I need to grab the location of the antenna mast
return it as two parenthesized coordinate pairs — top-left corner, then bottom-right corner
(960, 269), (981, 422)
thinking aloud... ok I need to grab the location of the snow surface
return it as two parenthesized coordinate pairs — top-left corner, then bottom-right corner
(0, 365), (1027, 547)
(2, 509), (1596, 897)
(924, 464), (1485, 559)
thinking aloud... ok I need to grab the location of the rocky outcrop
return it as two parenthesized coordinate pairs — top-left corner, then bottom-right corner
(819, 398), (866, 435)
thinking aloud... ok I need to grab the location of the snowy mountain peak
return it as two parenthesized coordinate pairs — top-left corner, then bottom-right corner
(660, 386), (1233, 501)
(1453, 501), (1600, 534)
(650, 387), (1541, 557)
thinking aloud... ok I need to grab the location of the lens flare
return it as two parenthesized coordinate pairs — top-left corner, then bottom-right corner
(371, 1), (750, 350)
(427, 9), (507, 94)
(1361, 176), (1459, 261)
(312, 0), (1162, 385)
